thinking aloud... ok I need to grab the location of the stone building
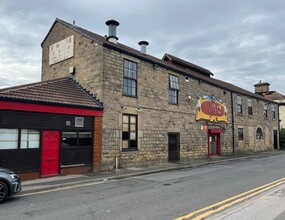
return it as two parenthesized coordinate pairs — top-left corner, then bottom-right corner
(41, 18), (279, 169)
(254, 81), (285, 130)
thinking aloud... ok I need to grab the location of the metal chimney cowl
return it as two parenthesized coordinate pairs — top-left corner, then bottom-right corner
(138, 41), (149, 54)
(105, 19), (120, 44)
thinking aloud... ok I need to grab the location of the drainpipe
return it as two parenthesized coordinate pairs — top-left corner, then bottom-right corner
(231, 91), (235, 155)
(277, 103), (280, 149)
(115, 150), (119, 170)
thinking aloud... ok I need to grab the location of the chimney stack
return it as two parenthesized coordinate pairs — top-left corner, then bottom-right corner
(138, 41), (149, 54)
(105, 19), (120, 44)
(254, 81), (270, 95)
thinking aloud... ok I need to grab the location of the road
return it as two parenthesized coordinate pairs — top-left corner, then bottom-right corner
(2, 152), (285, 220)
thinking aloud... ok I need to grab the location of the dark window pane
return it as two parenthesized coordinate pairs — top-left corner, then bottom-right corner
(62, 132), (77, 147)
(238, 128), (243, 140)
(130, 140), (136, 148)
(78, 132), (92, 146)
(256, 127), (263, 139)
(123, 132), (129, 140)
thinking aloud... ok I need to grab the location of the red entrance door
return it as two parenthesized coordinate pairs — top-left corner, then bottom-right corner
(41, 131), (60, 177)
(208, 129), (221, 156)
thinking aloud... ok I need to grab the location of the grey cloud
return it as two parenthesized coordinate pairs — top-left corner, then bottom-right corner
(0, 0), (284, 94)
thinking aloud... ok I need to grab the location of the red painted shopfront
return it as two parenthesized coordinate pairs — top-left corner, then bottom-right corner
(0, 78), (104, 180)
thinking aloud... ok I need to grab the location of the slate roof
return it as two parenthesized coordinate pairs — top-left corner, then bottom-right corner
(42, 18), (274, 103)
(264, 91), (285, 101)
(0, 77), (103, 110)
(162, 53), (213, 77)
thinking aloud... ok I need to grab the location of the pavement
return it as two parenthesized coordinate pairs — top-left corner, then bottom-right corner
(20, 150), (285, 195)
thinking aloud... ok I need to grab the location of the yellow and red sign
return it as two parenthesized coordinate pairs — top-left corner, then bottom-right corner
(196, 96), (228, 123)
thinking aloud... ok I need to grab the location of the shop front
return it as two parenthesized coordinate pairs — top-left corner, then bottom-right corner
(0, 78), (103, 180)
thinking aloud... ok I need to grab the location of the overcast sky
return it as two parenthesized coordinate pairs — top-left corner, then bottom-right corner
(1, 0), (284, 94)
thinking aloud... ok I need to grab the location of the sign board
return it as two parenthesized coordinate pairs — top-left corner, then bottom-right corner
(49, 35), (74, 65)
(196, 95), (228, 123)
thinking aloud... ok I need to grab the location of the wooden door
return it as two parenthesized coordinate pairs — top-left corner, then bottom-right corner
(41, 131), (60, 177)
(168, 133), (180, 162)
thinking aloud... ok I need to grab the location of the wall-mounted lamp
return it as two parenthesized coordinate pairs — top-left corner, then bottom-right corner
(136, 108), (141, 112)
(185, 76), (189, 82)
(69, 66), (75, 75)
(188, 95), (192, 100)
(223, 91), (227, 95)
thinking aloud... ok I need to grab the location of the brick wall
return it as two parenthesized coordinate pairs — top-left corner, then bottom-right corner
(93, 116), (103, 171)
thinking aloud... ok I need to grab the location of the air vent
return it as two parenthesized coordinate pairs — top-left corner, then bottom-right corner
(75, 117), (84, 127)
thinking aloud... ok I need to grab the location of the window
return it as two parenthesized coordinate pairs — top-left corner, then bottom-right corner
(238, 128), (244, 140)
(78, 132), (92, 146)
(247, 98), (252, 115)
(0, 129), (40, 150)
(0, 129), (18, 150)
(169, 75), (179, 104)
(256, 127), (263, 139)
(123, 59), (137, 97)
(20, 129), (40, 149)
(61, 131), (93, 166)
(62, 131), (92, 147)
(237, 95), (242, 114)
(62, 132), (78, 147)
(272, 105), (276, 119)
(263, 102), (268, 118)
(122, 114), (137, 150)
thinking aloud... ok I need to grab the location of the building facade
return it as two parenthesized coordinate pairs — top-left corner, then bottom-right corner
(254, 81), (285, 130)
(0, 78), (103, 180)
(254, 81), (285, 148)
(41, 18), (279, 169)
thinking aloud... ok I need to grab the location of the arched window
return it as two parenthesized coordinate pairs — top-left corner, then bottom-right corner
(256, 127), (263, 139)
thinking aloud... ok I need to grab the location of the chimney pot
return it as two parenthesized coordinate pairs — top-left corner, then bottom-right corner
(138, 41), (149, 54)
(105, 19), (120, 44)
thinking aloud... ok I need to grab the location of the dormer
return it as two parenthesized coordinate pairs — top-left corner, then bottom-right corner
(162, 53), (213, 77)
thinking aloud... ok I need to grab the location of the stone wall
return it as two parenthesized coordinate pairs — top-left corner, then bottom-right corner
(101, 51), (234, 168)
(233, 95), (279, 152)
(41, 22), (104, 101)
(41, 21), (279, 170)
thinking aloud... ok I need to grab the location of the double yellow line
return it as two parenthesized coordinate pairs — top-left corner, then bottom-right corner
(175, 177), (285, 220)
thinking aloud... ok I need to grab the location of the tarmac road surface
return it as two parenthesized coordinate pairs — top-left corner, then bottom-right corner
(1, 151), (285, 220)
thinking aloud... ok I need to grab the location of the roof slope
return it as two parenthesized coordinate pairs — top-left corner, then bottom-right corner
(264, 91), (285, 101)
(0, 77), (103, 110)
(43, 18), (274, 103)
(162, 53), (213, 76)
